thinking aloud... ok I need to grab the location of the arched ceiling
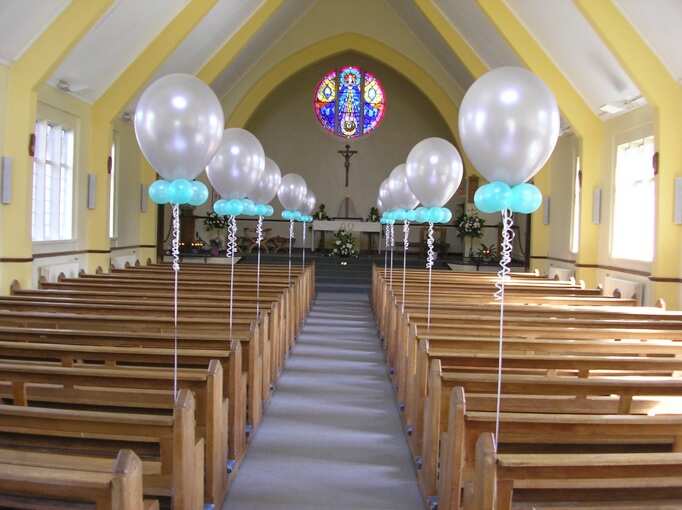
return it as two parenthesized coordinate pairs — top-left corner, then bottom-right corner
(1, 0), (680, 122)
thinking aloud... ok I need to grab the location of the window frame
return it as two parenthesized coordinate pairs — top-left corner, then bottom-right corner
(609, 132), (656, 263)
(31, 112), (77, 244)
(108, 131), (119, 240)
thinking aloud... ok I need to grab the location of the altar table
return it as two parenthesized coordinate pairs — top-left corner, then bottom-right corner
(312, 220), (382, 252)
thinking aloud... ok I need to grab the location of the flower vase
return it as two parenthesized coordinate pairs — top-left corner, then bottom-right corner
(463, 236), (473, 261)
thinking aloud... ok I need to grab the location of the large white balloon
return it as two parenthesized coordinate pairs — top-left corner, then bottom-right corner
(458, 66), (560, 185)
(249, 157), (282, 204)
(206, 128), (265, 199)
(277, 173), (307, 211)
(134, 73), (224, 181)
(387, 163), (419, 210)
(377, 197), (385, 215)
(378, 178), (397, 211)
(301, 191), (317, 216)
(405, 137), (463, 207)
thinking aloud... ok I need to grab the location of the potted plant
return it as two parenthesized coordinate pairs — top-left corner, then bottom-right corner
(367, 206), (379, 222)
(330, 228), (359, 264)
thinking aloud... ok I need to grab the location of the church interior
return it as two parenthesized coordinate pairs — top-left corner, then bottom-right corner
(1, 0), (682, 509)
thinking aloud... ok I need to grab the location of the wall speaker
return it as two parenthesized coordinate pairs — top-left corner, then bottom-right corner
(140, 184), (148, 213)
(0, 156), (12, 204)
(87, 174), (96, 209)
(542, 196), (550, 225)
(674, 177), (682, 224)
(592, 187), (602, 225)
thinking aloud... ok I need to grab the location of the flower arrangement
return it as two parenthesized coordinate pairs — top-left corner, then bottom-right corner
(368, 206), (379, 222)
(330, 228), (359, 258)
(476, 243), (498, 262)
(203, 211), (228, 232)
(454, 212), (485, 238)
(313, 203), (330, 220)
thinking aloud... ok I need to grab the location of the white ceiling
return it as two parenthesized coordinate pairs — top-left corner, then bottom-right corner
(48, 0), (189, 102)
(0, 0), (71, 64)
(212, 0), (316, 101)
(391, 0), (476, 92)
(433, 0), (523, 70)
(615, 0), (682, 82)
(507, 0), (641, 114)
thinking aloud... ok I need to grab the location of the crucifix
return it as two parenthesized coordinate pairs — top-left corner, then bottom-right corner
(337, 144), (358, 218)
(338, 144), (358, 187)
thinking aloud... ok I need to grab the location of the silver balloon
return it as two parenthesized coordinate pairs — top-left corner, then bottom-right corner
(378, 178), (397, 211)
(277, 173), (307, 211)
(301, 191), (316, 216)
(206, 128), (265, 199)
(377, 197), (385, 215)
(248, 157), (282, 204)
(134, 73), (224, 181)
(458, 66), (560, 185)
(387, 163), (419, 210)
(405, 137), (463, 207)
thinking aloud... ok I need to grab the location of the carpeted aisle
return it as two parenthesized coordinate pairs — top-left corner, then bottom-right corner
(222, 291), (424, 510)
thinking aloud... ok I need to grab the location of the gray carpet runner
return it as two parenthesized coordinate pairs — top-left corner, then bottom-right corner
(222, 291), (424, 510)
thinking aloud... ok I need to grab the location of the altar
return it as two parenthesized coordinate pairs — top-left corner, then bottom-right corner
(312, 220), (382, 252)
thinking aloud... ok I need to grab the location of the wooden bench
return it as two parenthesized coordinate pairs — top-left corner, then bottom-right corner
(471, 432), (682, 510)
(0, 360), (227, 506)
(0, 449), (158, 510)
(0, 389), (203, 509)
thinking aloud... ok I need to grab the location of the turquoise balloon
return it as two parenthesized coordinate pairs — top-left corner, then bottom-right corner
(415, 207), (429, 224)
(405, 209), (417, 222)
(169, 179), (193, 204)
(442, 208), (453, 223)
(213, 199), (228, 216)
(434, 208), (448, 223)
(255, 204), (268, 216)
(282, 210), (293, 220)
(225, 199), (244, 216)
(510, 183), (542, 214)
(149, 180), (171, 204)
(264, 205), (274, 217)
(241, 198), (257, 216)
(188, 180), (208, 206)
(475, 181), (512, 213)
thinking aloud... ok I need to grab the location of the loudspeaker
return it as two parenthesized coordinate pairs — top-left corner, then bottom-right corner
(542, 196), (550, 225)
(140, 183), (148, 213)
(592, 187), (602, 225)
(0, 156), (12, 204)
(674, 177), (682, 224)
(87, 174), (96, 209)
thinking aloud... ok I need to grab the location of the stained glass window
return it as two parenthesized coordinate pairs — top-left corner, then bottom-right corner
(313, 65), (385, 139)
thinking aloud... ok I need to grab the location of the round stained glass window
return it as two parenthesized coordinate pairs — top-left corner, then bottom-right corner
(313, 65), (386, 139)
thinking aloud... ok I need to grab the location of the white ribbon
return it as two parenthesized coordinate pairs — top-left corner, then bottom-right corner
(287, 219), (294, 286)
(401, 221), (410, 313)
(171, 203), (180, 400)
(426, 222), (435, 333)
(256, 215), (263, 318)
(227, 215), (237, 340)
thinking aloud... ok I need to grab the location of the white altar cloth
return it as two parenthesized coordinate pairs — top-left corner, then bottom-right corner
(312, 220), (382, 252)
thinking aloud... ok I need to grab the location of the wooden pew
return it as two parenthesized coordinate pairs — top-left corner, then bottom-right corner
(470, 432), (682, 510)
(0, 360), (227, 506)
(0, 449), (158, 510)
(0, 389), (203, 510)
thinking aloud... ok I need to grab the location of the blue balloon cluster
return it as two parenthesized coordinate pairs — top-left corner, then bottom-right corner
(382, 207), (452, 224)
(474, 181), (542, 214)
(214, 198), (274, 217)
(149, 179), (208, 206)
(281, 210), (313, 222)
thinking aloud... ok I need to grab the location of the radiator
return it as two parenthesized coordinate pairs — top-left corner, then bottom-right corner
(38, 262), (80, 283)
(548, 266), (574, 281)
(111, 254), (137, 269)
(603, 275), (644, 303)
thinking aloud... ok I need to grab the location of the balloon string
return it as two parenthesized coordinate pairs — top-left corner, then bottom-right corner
(256, 215), (263, 319)
(384, 224), (389, 280)
(426, 222), (435, 334)
(171, 203), (180, 401)
(302, 221), (306, 269)
(389, 223), (394, 290)
(227, 215), (237, 340)
(288, 219), (294, 286)
(494, 209), (514, 451)
(401, 220), (409, 313)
